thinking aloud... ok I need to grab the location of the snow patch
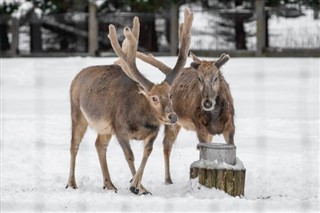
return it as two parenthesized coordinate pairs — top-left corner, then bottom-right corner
(191, 158), (245, 170)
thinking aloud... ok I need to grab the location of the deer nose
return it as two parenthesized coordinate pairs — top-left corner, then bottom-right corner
(203, 99), (213, 110)
(168, 113), (178, 124)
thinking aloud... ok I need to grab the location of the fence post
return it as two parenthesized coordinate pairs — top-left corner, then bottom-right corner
(256, 0), (266, 56)
(30, 12), (42, 53)
(10, 18), (19, 57)
(88, 2), (98, 56)
(170, 4), (179, 56)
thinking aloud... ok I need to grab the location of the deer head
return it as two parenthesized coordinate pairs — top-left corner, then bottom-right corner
(190, 53), (230, 111)
(108, 9), (193, 124)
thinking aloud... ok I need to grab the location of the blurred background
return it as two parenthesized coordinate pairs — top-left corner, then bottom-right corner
(1, 0), (319, 58)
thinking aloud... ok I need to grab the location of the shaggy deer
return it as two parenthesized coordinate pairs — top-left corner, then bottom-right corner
(137, 52), (234, 184)
(66, 10), (193, 195)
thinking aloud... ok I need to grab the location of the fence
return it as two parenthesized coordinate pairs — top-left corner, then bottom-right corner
(1, 1), (319, 57)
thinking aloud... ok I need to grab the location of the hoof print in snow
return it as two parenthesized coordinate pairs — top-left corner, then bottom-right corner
(130, 186), (139, 195)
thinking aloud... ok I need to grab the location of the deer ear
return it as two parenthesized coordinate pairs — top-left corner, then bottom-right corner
(215, 53), (230, 68)
(190, 52), (201, 63)
(191, 62), (200, 70)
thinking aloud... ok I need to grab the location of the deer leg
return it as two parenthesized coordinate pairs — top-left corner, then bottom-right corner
(163, 124), (181, 184)
(130, 133), (157, 195)
(223, 121), (235, 145)
(117, 137), (136, 176)
(66, 112), (88, 189)
(95, 134), (117, 191)
(196, 129), (212, 143)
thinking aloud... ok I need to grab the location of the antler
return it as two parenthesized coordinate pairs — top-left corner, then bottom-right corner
(136, 8), (193, 84)
(108, 17), (154, 92)
(215, 53), (230, 68)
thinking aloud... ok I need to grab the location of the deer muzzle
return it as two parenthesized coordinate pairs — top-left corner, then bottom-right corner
(202, 99), (215, 111)
(167, 113), (178, 124)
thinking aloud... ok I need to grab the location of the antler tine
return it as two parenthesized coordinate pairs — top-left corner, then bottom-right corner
(134, 17), (171, 75)
(108, 19), (154, 92)
(108, 25), (136, 81)
(132, 16), (140, 40)
(165, 8), (193, 85)
(136, 52), (172, 75)
(136, 8), (193, 79)
(178, 23), (184, 47)
(108, 25), (126, 60)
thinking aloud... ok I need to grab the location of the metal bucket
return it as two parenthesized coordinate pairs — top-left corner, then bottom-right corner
(197, 143), (237, 165)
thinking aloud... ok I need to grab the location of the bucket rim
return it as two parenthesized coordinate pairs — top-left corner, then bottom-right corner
(197, 142), (236, 150)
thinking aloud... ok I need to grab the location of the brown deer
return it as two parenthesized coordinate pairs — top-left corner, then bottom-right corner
(136, 52), (234, 184)
(66, 9), (193, 195)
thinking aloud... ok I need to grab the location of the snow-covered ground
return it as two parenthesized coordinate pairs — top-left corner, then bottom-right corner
(1, 57), (319, 212)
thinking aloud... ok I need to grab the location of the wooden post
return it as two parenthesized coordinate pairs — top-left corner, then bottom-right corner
(170, 3), (178, 56)
(10, 18), (19, 57)
(30, 12), (42, 53)
(190, 143), (246, 197)
(88, 2), (98, 56)
(256, 0), (266, 56)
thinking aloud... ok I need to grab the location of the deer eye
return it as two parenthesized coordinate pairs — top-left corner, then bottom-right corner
(151, 96), (159, 103)
(213, 77), (218, 82)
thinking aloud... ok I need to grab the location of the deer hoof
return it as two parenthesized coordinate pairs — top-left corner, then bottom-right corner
(103, 186), (118, 193)
(130, 186), (139, 195)
(66, 184), (78, 189)
(165, 178), (173, 185)
(130, 186), (152, 195)
(140, 191), (152, 196)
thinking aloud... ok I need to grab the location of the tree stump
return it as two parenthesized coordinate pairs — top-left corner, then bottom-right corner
(190, 143), (246, 197)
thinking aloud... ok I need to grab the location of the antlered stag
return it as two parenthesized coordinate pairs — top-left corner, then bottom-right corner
(66, 10), (193, 195)
(137, 52), (234, 184)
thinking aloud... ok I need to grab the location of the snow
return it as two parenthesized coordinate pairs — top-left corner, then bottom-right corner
(191, 158), (245, 170)
(1, 57), (319, 212)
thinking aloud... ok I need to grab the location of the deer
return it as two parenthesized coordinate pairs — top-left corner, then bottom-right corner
(65, 9), (193, 195)
(136, 52), (234, 184)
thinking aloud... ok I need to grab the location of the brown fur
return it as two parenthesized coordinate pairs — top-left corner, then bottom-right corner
(163, 54), (235, 184)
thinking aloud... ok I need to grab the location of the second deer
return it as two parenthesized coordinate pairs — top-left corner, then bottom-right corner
(137, 52), (234, 184)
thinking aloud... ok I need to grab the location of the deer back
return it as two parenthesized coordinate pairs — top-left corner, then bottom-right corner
(70, 65), (159, 137)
